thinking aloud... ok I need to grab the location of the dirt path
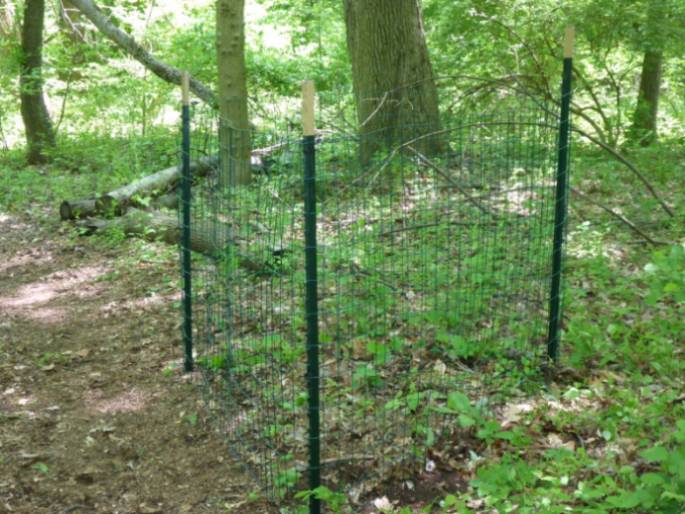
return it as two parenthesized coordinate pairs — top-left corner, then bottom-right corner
(0, 213), (261, 514)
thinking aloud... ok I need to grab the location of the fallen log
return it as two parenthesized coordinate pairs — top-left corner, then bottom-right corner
(149, 192), (178, 211)
(61, 193), (178, 221)
(60, 144), (288, 221)
(59, 198), (98, 220)
(77, 209), (265, 272)
(95, 156), (219, 215)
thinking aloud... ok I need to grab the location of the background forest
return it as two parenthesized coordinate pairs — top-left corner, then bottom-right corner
(1, 0), (684, 513)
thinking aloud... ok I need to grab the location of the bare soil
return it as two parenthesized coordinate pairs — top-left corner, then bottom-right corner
(0, 213), (265, 513)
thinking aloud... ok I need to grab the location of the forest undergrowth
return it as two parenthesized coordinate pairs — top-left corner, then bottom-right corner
(1, 134), (684, 513)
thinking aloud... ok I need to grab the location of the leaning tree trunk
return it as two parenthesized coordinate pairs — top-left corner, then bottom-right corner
(20, 0), (55, 164)
(627, 49), (662, 147)
(216, 0), (251, 185)
(344, 0), (442, 164)
(68, 0), (215, 105)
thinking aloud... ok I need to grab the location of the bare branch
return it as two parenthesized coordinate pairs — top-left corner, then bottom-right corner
(570, 187), (670, 246)
(571, 127), (674, 217)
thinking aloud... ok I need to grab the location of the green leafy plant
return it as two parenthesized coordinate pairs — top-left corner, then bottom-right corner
(295, 486), (347, 513)
(644, 244), (685, 304)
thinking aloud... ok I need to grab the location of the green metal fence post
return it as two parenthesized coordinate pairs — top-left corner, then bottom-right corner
(181, 72), (193, 372)
(547, 28), (574, 362)
(302, 80), (321, 514)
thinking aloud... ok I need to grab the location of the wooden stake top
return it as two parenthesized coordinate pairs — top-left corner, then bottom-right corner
(564, 26), (575, 59)
(302, 80), (316, 136)
(181, 71), (190, 106)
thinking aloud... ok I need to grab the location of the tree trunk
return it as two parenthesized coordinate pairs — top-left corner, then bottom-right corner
(20, 0), (55, 164)
(68, 0), (216, 105)
(627, 50), (662, 147)
(216, 0), (251, 185)
(343, 0), (442, 163)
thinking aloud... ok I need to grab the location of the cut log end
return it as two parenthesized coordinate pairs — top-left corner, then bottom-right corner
(59, 198), (98, 220)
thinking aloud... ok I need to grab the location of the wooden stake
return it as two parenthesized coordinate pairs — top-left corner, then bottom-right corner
(302, 80), (315, 136)
(563, 26), (575, 59)
(181, 71), (190, 106)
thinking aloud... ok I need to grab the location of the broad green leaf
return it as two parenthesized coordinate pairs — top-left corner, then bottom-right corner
(447, 391), (472, 414)
(640, 445), (669, 463)
(458, 414), (476, 428)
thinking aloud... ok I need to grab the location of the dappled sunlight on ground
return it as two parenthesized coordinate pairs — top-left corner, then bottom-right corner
(0, 265), (108, 323)
(0, 249), (54, 273)
(84, 387), (156, 415)
(0, 213), (256, 514)
(100, 291), (181, 316)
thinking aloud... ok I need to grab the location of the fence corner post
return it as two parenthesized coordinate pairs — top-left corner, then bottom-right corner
(181, 70), (193, 373)
(547, 27), (574, 363)
(302, 79), (321, 514)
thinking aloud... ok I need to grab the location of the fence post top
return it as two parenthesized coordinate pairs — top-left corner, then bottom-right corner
(302, 80), (316, 137)
(181, 71), (190, 106)
(564, 26), (575, 59)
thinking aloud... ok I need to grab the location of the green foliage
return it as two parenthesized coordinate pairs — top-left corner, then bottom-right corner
(295, 486), (347, 513)
(643, 244), (685, 304)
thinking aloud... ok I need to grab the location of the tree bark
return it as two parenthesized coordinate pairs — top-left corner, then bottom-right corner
(343, 0), (442, 163)
(216, 0), (251, 185)
(68, 0), (216, 105)
(627, 49), (662, 147)
(20, 0), (55, 164)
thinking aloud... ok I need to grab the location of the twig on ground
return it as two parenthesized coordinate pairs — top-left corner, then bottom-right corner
(570, 187), (670, 246)
(405, 146), (499, 218)
(571, 128), (674, 218)
(320, 454), (375, 468)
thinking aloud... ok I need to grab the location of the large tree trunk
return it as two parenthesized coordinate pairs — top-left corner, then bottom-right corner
(216, 0), (251, 185)
(68, 0), (216, 105)
(20, 0), (55, 164)
(627, 50), (662, 147)
(344, 0), (442, 163)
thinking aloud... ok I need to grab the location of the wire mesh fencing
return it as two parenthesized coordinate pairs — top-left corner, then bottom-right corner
(176, 87), (571, 508)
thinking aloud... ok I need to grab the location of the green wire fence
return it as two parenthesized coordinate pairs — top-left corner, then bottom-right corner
(177, 35), (573, 511)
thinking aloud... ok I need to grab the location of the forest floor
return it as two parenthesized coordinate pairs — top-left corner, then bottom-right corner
(0, 211), (264, 514)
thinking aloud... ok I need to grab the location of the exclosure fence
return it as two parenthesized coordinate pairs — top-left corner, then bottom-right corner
(177, 37), (572, 512)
